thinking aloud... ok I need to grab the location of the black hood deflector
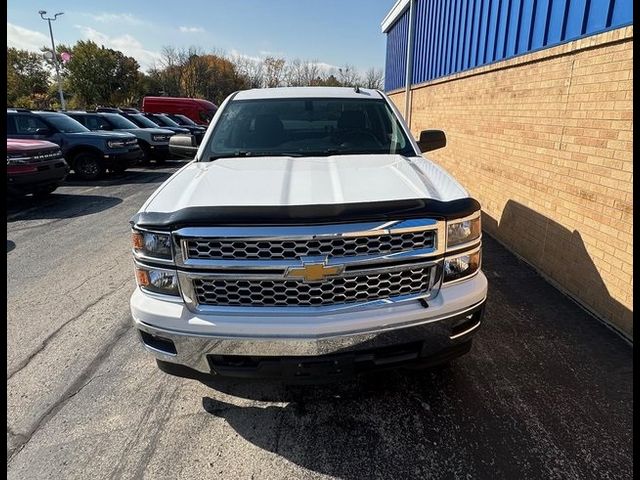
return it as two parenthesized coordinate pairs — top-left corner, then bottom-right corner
(130, 197), (481, 230)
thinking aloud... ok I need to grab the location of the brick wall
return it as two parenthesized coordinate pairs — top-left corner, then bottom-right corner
(390, 26), (633, 339)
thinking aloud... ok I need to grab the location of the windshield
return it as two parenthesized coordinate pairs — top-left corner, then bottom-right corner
(151, 115), (180, 127)
(127, 114), (161, 128)
(207, 98), (415, 159)
(42, 113), (89, 133)
(173, 114), (198, 126)
(103, 113), (138, 129)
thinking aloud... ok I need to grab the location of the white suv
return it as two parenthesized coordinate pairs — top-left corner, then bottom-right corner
(129, 87), (487, 382)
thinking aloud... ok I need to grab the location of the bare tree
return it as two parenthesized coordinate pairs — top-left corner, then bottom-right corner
(263, 57), (286, 88)
(363, 67), (384, 90)
(229, 54), (264, 88)
(337, 64), (360, 87)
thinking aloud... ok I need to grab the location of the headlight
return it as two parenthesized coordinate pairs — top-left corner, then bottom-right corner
(107, 140), (127, 148)
(132, 229), (172, 260)
(447, 213), (481, 248)
(152, 134), (170, 142)
(7, 156), (29, 165)
(444, 250), (481, 283)
(135, 265), (180, 296)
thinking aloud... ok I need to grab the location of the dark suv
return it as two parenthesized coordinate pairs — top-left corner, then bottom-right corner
(6, 109), (142, 180)
(149, 113), (206, 144)
(65, 111), (174, 164)
(138, 113), (191, 135)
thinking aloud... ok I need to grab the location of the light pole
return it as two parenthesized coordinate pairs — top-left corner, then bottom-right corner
(39, 10), (66, 110)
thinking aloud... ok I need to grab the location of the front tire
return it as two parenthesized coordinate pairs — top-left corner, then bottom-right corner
(73, 152), (105, 180)
(139, 142), (152, 165)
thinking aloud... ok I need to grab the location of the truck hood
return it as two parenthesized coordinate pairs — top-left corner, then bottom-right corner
(69, 131), (135, 140)
(7, 138), (59, 152)
(142, 154), (468, 213)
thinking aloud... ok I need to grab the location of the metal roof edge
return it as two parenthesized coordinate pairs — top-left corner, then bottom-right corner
(381, 0), (411, 33)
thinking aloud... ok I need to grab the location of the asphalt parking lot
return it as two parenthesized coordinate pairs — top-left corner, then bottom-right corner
(7, 162), (633, 480)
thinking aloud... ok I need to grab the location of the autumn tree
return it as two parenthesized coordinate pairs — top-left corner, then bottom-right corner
(7, 48), (51, 108)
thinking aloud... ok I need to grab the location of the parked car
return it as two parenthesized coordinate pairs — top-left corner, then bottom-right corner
(142, 96), (218, 125)
(144, 113), (206, 144)
(65, 111), (175, 164)
(130, 87), (487, 383)
(165, 113), (207, 128)
(6, 109), (141, 180)
(7, 138), (69, 197)
(138, 113), (191, 135)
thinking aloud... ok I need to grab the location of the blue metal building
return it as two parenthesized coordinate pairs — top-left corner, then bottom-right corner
(382, 0), (633, 92)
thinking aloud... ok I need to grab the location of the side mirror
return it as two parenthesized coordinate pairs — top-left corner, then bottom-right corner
(416, 130), (446, 152)
(169, 134), (198, 158)
(34, 128), (51, 136)
(99, 123), (112, 130)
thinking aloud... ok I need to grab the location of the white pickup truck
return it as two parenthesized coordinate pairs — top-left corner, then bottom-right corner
(129, 87), (487, 382)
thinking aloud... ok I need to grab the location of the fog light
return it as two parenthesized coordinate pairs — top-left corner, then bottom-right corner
(135, 265), (179, 296)
(444, 250), (481, 283)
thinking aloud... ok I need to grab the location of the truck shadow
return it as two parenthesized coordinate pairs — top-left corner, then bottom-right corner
(481, 199), (631, 337)
(192, 204), (632, 478)
(200, 366), (468, 479)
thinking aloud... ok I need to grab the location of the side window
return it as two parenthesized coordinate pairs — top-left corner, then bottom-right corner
(84, 116), (103, 130)
(6, 115), (17, 135)
(14, 114), (49, 134)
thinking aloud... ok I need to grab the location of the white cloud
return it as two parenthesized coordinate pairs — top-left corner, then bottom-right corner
(7, 22), (49, 52)
(74, 25), (161, 71)
(258, 50), (284, 57)
(179, 26), (204, 33)
(83, 13), (144, 25)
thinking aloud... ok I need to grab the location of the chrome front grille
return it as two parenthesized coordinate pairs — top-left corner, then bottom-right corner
(192, 266), (434, 307)
(185, 230), (436, 260)
(174, 219), (445, 313)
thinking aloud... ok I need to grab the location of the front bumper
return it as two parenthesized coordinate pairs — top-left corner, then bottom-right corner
(131, 271), (488, 376)
(7, 161), (69, 193)
(148, 144), (170, 158)
(104, 147), (143, 166)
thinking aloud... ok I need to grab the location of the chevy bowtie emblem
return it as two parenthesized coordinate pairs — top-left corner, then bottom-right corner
(285, 259), (344, 282)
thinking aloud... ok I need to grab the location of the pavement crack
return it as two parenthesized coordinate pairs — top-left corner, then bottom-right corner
(7, 278), (132, 382)
(7, 322), (132, 465)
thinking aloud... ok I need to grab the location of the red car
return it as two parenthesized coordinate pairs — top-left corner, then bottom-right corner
(7, 138), (69, 197)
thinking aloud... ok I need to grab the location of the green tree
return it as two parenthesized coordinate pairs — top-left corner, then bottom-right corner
(7, 47), (51, 108)
(63, 40), (141, 108)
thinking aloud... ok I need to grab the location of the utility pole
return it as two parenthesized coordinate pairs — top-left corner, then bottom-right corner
(39, 10), (66, 110)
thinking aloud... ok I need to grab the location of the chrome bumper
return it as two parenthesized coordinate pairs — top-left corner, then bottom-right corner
(133, 298), (486, 375)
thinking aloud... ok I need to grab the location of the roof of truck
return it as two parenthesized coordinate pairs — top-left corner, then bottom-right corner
(233, 87), (384, 100)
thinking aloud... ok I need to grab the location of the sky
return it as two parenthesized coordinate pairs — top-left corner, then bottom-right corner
(7, 0), (396, 73)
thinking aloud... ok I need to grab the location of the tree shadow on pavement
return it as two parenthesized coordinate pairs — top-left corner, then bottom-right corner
(7, 193), (123, 222)
(62, 164), (185, 187)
